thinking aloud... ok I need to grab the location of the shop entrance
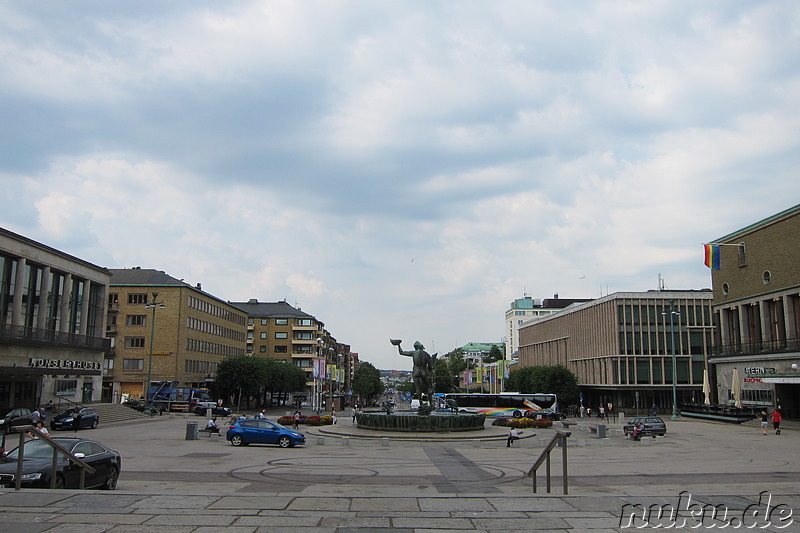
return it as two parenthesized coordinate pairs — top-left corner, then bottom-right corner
(775, 383), (800, 419)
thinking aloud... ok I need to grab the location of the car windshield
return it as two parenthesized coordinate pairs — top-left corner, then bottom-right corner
(5, 439), (74, 460)
(57, 409), (76, 418)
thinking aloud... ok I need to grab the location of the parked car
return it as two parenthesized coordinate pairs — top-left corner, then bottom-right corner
(50, 408), (100, 431)
(226, 419), (305, 448)
(529, 411), (566, 421)
(194, 405), (231, 417)
(0, 408), (32, 434)
(0, 436), (120, 489)
(623, 416), (667, 437)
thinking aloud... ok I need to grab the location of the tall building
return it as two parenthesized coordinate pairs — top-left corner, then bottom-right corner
(504, 294), (593, 360)
(518, 290), (714, 413)
(707, 204), (800, 418)
(104, 268), (247, 401)
(1, 227), (110, 408)
(228, 299), (352, 410)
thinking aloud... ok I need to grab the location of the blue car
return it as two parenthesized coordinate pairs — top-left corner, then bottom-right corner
(226, 419), (305, 448)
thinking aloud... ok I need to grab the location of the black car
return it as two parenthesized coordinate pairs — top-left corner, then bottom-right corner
(194, 405), (231, 417)
(623, 416), (667, 437)
(0, 436), (120, 489)
(0, 408), (32, 434)
(51, 408), (100, 430)
(530, 411), (566, 421)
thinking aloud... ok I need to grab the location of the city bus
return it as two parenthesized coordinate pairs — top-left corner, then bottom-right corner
(437, 393), (563, 419)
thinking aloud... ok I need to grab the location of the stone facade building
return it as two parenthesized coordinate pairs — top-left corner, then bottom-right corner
(1, 227), (110, 409)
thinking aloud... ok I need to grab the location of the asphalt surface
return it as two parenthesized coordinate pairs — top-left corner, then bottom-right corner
(1, 408), (798, 532)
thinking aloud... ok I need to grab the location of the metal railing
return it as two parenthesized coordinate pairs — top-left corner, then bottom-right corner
(0, 324), (111, 351)
(526, 430), (571, 494)
(6, 426), (95, 490)
(712, 337), (800, 357)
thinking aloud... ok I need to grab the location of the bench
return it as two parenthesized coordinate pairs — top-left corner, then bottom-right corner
(200, 427), (221, 437)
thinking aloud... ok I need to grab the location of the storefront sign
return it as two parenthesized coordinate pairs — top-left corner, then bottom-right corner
(29, 357), (101, 371)
(745, 367), (776, 376)
(744, 377), (763, 383)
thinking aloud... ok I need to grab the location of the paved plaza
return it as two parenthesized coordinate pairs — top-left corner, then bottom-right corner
(1, 410), (798, 532)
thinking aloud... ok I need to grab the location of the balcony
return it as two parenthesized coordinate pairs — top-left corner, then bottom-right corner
(0, 324), (112, 352)
(712, 337), (800, 358)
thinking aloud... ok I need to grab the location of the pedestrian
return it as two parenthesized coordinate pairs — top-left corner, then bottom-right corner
(28, 420), (49, 440)
(759, 410), (769, 435)
(331, 409), (337, 425)
(256, 410), (266, 420)
(37, 407), (47, 425)
(579, 405), (585, 418)
(45, 400), (55, 413)
(599, 406), (605, 420)
(771, 409), (782, 435)
(351, 405), (357, 423)
(293, 410), (300, 430)
(30, 408), (41, 425)
(586, 407), (592, 417)
(507, 427), (520, 447)
(650, 404), (658, 416)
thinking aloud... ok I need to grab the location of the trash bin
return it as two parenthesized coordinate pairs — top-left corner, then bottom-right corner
(596, 424), (606, 439)
(185, 421), (198, 440)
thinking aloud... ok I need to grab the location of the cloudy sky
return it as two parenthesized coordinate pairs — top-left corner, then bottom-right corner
(2, 1), (798, 370)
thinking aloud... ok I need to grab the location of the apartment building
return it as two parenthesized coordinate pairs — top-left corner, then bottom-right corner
(707, 204), (800, 418)
(0, 227), (111, 408)
(104, 268), (247, 402)
(518, 290), (714, 412)
(228, 299), (352, 410)
(504, 294), (593, 359)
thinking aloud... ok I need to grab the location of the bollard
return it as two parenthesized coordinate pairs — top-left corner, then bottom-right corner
(185, 421), (198, 440)
(596, 424), (606, 439)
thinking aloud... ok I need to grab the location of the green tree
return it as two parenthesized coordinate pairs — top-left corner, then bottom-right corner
(215, 355), (270, 409)
(505, 365), (580, 406)
(396, 381), (415, 394)
(262, 359), (308, 406)
(483, 345), (503, 364)
(352, 361), (383, 403)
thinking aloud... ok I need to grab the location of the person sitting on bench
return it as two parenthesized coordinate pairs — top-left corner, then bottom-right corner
(206, 417), (220, 434)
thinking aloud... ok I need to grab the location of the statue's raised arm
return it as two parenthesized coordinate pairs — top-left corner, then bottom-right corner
(389, 339), (434, 400)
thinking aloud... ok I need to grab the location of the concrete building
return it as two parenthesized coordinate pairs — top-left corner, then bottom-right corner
(104, 268), (247, 402)
(0, 227), (111, 409)
(504, 294), (593, 360)
(707, 204), (800, 418)
(228, 299), (352, 411)
(518, 290), (714, 413)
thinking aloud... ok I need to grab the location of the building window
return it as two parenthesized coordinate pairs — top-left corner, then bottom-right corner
(722, 283), (729, 295)
(124, 336), (146, 348)
(276, 318), (288, 325)
(275, 332), (288, 339)
(762, 271), (771, 285)
(122, 358), (144, 371)
(274, 345), (288, 353)
(296, 332), (312, 340)
(261, 318), (268, 325)
(128, 293), (148, 304)
(126, 314), (146, 326)
(260, 332), (267, 339)
(298, 318), (312, 327)
(55, 379), (78, 396)
(247, 318), (254, 326)
(259, 346), (267, 353)
(738, 243), (747, 267)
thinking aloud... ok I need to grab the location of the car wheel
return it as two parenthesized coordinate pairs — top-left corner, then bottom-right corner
(54, 474), (65, 489)
(278, 436), (291, 448)
(512, 410), (522, 418)
(231, 435), (244, 447)
(91, 419), (98, 429)
(101, 467), (119, 490)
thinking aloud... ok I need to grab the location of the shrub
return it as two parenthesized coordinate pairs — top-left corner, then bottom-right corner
(320, 415), (333, 425)
(492, 417), (510, 427)
(304, 415), (322, 426)
(277, 416), (293, 426)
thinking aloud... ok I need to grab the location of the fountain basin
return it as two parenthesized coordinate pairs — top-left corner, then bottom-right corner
(355, 411), (485, 432)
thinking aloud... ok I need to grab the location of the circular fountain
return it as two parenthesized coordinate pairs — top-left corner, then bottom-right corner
(355, 410), (485, 432)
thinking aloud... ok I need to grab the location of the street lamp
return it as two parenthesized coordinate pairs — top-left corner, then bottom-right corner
(663, 301), (680, 420)
(328, 347), (336, 413)
(144, 292), (166, 403)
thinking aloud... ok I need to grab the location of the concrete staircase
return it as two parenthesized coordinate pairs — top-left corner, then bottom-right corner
(90, 402), (152, 425)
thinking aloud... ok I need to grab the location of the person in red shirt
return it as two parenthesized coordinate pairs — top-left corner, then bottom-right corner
(771, 410), (782, 435)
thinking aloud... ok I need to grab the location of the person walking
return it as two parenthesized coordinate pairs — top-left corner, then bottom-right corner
(292, 410), (301, 430)
(771, 409), (782, 435)
(759, 410), (769, 435)
(331, 409), (337, 425)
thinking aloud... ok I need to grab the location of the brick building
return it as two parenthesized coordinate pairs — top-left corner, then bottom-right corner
(104, 268), (247, 402)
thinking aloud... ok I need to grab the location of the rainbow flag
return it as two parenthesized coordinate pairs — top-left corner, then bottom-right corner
(704, 244), (720, 270)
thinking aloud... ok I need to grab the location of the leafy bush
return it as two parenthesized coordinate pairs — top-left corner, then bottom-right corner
(320, 415), (333, 425)
(492, 417), (510, 427)
(505, 417), (553, 429)
(277, 416), (293, 425)
(304, 415), (322, 426)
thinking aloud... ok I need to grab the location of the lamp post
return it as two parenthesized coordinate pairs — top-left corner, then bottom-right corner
(144, 292), (166, 403)
(663, 300), (680, 420)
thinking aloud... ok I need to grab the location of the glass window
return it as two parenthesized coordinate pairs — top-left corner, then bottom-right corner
(275, 318), (288, 325)
(275, 332), (288, 339)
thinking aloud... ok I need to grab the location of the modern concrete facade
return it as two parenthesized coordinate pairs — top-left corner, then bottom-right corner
(0, 227), (111, 409)
(518, 290), (714, 413)
(504, 294), (593, 360)
(104, 268), (247, 402)
(707, 203), (800, 418)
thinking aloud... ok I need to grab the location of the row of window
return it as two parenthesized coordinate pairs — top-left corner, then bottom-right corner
(186, 316), (245, 342)
(248, 317), (290, 326)
(184, 359), (218, 375)
(611, 356), (705, 386)
(187, 295), (246, 326)
(247, 331), (313, 340)
(185, 337), (245, 357)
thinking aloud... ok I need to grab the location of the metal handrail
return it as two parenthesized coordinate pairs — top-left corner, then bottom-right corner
(526, 430), (571, 494)
(7, 426), (95, 490)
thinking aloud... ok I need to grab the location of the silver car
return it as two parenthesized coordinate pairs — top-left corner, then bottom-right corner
(623, 416), (667, 437)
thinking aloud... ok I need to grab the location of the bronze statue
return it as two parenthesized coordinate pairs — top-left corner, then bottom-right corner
(390, 339), (437, 401)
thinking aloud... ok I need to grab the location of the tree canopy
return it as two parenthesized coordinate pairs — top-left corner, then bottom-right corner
(215, 355), (308, 408)
(351, 361), (383, 402)
(504, 365), (580, 406)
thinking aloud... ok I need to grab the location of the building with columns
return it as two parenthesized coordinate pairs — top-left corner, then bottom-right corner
(708, 204), (800, 419)
(0, 227), (111, 409)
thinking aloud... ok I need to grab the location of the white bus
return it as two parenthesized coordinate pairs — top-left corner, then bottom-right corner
(437, 393), (563, 419)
